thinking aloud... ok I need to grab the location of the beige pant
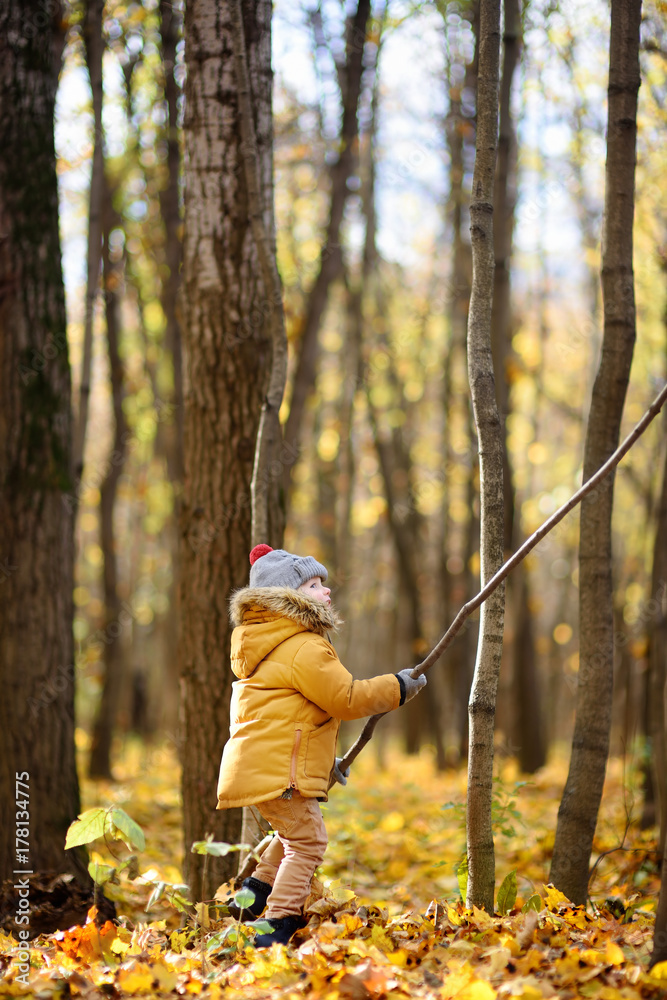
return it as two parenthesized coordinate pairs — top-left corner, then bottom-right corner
(253, 791), (328, 919)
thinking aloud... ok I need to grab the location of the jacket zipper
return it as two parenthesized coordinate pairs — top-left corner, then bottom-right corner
(290, 729), (302, 788)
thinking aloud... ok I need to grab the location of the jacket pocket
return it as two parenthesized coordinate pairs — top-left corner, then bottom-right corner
(303, 719), (338, 779)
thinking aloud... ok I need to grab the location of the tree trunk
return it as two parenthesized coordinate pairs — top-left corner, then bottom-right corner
(158, 0), (185, 487)
(465, 0), (504, 913)
(550, 0), (641, 905)
(646, 434), (667, 858)
(0, 0), (87, 884)
(282, 0), (371, 481)
(442, 3), (478, 764)
(88, 188), (129, 779)
(180, 0), (275, 902)
(492, 0), (545, 773)
(230, 0), (290, 865)
(73, 0), (105, 481)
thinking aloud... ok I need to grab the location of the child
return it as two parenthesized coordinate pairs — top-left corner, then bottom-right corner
(216, 543), (427, 947)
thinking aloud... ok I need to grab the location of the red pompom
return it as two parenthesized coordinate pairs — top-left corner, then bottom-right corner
(249, 543), (273, 566)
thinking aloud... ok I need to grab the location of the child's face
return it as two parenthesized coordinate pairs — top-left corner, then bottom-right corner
(299, 576), (331, 605)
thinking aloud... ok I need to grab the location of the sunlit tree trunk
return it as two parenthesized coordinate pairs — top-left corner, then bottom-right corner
(73, 0), (105, 481)
(465, 0), (503, 913)
(180, 0), (275, 901)
(550, 0), (641, 905)
(0, 0), (87, 883)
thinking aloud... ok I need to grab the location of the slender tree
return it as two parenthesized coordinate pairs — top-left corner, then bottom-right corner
(464, 0), (504, 912)
(0, 0), (87, 882)
(550, 0), (642, 905)
(283, 0), (372, 480)
(73, 0), (105, 481)
(180, 0), (276, 902)
(88, 186), (129, 779)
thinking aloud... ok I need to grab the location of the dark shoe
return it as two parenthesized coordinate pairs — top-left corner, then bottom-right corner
(227, 876), (272, 920)
(254, 915), (300, 947)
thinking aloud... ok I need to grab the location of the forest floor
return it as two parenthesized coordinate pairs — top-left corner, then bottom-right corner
(1, 736), (666, 998)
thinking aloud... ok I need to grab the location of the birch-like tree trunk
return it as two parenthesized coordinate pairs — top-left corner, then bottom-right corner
(550, 0), (642, 905)
(73, 0), (105, 480)
(180, 0), (275, 902)
(0, 0), (87, 883)
(465, 0), (504, 913)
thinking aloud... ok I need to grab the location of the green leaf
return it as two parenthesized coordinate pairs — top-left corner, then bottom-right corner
(65, 808), (108, 849)
(190, 839), (250, 856)
(497, 869), (517, 914)
(146, 881), (166, 909)
(522, 893), (542, 913)
(88, 861), (116, 885)
(110, 807), (146, 851)
(249, 919), (273, 933)
(234, 887), (256, 909)
(455, 854), (468, 901)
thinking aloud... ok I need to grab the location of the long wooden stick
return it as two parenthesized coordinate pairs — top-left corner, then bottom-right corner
(333, 380), (667, 781)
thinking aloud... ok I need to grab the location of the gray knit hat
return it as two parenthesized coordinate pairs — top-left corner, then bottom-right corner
(248, 544), (328, 589)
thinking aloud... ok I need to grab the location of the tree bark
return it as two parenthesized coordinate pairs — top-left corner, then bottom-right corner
(492, 0), (545, 773)
(229, 0), (289, 868)
(73, 0), (105, 481)
(282, 0), (371, 482)
(550, 0), (642, 905)
(180, 0), (275, 902)
(0, 0), (87, 884)
(464, 0), (504, 913)
(88, 187), (129, 780)
(158, 0), (185, 488)
(646, 434), (667, 860)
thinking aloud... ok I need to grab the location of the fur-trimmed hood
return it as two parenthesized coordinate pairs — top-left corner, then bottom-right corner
(228, 587), (342, 680)
(229, 586), (342, 635)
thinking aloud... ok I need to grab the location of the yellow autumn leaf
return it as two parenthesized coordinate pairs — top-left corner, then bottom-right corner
(542, 884), (571, 910)
(605, 939), (625, 965)
(152, 965), (178, 992)
(649, 961), (667, 979)
(386, 948), (409, 967)
(169, 930), (188, 953)
(117, 963), (155, 995)
(110, 936), (130, 957)
(579, 948), (605, 966)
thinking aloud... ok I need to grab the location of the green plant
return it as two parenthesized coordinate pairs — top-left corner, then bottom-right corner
(65, 806), (191, 914)
(190, 837), (272, 956)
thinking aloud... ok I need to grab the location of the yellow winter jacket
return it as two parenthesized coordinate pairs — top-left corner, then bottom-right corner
(216, 587), (401, 808)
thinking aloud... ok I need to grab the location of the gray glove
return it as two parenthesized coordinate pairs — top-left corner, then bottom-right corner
(397, 668), (427, 704)
(332, 757), (350, 786)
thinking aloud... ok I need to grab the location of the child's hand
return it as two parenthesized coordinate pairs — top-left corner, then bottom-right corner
(397, 668), (427, 703)
(332, 757), (351, 786)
